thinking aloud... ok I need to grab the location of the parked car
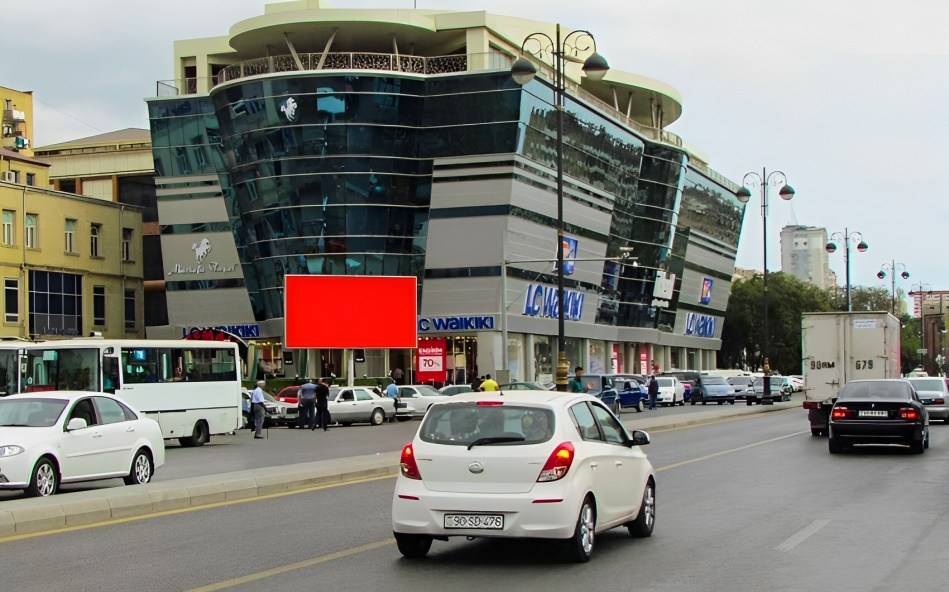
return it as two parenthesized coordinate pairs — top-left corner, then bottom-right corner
(691, 374), (736, 405)
(655, 376), (686, 406)
(391, 390), (656, 561)
(575, 374), (620, 415)
(828, 378), (929, 454)
(748, 375), (791, 405)
(396, 385), (451, 420)
(440, 385), (474, 396)
(327, 386), (396, 426)
(242, 389), (299, 428)
(275, 385), (302, 405)
(906, 377), (949, 423)
(788, 375), (805, 392)
(727, 376), (755, 400)
(0, 391), (166, 497)
(612, 375), (646, 413)
(660, 370), (700, 403)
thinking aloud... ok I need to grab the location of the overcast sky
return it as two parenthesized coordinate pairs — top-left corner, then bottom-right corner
(10, 0), (949, 309)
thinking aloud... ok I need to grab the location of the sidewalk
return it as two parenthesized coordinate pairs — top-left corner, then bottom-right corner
(0, 395), (801, 537)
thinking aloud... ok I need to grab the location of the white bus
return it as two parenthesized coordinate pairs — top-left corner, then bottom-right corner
(0, 338), (241, 447)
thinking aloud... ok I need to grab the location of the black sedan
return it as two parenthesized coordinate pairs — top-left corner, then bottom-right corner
(828, 379), (930, 454)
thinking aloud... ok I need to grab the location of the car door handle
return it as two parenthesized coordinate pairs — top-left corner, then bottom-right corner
(126, 426), (135, 432)
(589, 462), (598, 469)
(93, 433), (103, 438)
(615, 461), (623, 467)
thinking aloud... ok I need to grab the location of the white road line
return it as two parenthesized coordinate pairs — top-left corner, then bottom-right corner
(776, 519), (830, 552)
(886, 465), (907, 475)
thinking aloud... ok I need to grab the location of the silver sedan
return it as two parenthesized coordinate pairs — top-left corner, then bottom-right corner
(327, 387), (396, 426)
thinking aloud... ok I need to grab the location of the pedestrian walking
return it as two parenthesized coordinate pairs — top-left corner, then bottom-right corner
(390, 367), (404, 385)
(314, 377), (331, 431)
(568, 367), (587, 393)
(480, 373), (499, 391)
(647, 375), (659, 410)
(298, 378), (317, 429)
(385, 380), (400, 423)
(250, 379), (267, 439)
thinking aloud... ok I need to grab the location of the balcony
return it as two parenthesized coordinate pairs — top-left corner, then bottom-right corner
(2, 109), (26, 123)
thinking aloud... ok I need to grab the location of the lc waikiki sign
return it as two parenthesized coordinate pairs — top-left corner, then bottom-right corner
(523, 284), (584, 321)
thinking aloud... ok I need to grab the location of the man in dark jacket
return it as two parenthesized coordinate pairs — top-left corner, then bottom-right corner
(314, 378), (331, 431)
(647, 375), (659, 411)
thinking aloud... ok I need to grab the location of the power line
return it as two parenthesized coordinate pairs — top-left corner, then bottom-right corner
(33, 96), (104, 135)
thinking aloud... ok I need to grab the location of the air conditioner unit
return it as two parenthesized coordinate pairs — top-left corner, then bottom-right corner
(1, 171), (15, 183)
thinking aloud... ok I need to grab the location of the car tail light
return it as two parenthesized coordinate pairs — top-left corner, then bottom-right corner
(899, 408), (920, 421)
(476, 400), (504, 406)
(831, 407), (853, 419)
(934, 399), (945, 405)
(400, 443), (422, 480)
(802, 400), (820, 410)
(537, 442), (575, 482)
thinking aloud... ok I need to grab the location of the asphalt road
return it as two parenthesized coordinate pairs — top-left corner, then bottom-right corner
(4, 408), (949, 591)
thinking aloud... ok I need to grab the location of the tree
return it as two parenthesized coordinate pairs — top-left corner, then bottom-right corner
(722, 272), (833, 374)
(828, 285), (893, 312)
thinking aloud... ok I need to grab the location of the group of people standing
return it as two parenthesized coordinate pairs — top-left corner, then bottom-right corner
(470, 373), (499, 392)
(248, 377), (332, 439)
(567, 366), (661, 410)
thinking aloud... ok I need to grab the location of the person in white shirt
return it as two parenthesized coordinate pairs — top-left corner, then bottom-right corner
(251, 380), (267, 439)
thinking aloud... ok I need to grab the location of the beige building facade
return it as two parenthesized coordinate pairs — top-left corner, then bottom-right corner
(0, 149), (144, 339)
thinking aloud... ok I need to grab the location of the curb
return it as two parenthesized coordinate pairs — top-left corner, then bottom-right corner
(0, 398), (802, 537)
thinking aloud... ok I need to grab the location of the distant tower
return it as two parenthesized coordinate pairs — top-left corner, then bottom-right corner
(780, 225), (832, 289)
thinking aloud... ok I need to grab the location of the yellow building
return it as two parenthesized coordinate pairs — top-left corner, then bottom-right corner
(0, 85), (34, 156)
(0, 148), (144, 339)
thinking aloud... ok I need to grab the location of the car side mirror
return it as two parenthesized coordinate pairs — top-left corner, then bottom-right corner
(629, 429), (650, 447)
(66, 418), (88, 431)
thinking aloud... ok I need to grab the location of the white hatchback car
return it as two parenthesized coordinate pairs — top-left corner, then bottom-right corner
(0, 391), (166, 497)
(655, 377), (686, 406)
(391, 390), (656, 562)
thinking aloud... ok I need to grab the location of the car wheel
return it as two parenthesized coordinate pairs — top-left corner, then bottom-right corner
(26, 457), (58, 497)
(635, 400), (644, 413)
(370, 408), (385, 425)
(394, 533), (433, 559)
(565, 496), (596, 563)
(690, 401), (696, 406)
(910, 438), (925, 454)
(186, 421), (210, 447)
(728, 400), (735, 405)
(124, 449), (154, 486)
(613, 400), (621, 416)
(627, 480), (655, 538)
(810, 428), (824, 437)
(828, 435), (844, 454)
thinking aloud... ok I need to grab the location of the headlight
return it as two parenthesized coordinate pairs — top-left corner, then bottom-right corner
(0, 445), (24, 457)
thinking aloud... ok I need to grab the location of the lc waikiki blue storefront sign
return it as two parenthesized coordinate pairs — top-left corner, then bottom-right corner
(684, 313), (716, 338)
(181, 324), (260, 339)
(523, 284), (584, 321)
(418, 316), (497, 332)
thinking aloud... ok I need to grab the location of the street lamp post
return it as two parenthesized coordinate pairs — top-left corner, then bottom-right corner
(511, 25), (608, 391)
(876, 260), (909, 315)
(825, 229), (868, 311)
(736, 170), (795, 404)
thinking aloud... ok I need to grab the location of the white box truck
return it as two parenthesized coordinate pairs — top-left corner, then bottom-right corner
(801, 311), (901, 436)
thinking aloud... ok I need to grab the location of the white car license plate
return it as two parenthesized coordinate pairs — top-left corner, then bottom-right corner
(858, 410), (888, 417)
(444, 514), (504, 530)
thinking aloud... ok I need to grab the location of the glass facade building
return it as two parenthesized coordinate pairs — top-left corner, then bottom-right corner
(146, 3), (744, 382)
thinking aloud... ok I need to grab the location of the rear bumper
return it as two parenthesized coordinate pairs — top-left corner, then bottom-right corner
(830, 420), (925, 443)
(923, 405), (949, 420)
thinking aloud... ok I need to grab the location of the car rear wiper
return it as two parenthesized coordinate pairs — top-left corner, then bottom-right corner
(468, 436), (526, 450)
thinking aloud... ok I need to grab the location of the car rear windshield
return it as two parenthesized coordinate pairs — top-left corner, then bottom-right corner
(419, 403), (554, 446)
(701, 376), (728, 385)
(0, 398), (68, 427)
(840, 381), (911, 400)
(910, 379), (944, 391)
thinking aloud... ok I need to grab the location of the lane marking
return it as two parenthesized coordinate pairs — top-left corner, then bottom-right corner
(0, 473), (395, 544)
(886, 465), (907, 475)
(657, 430), (809, 472)
(186, 539), (395, 592)
(775, 519), (831, 551)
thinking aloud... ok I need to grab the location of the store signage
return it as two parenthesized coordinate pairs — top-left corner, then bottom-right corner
(552, 236), (579, 276)
(279, 96), (298, 122)
(416, 339), (447, 383)
(523, 284), (584, 321)
(167, 237), (238, 277)
(418, 316), (496, 332)
(181, 324), (260, 339)
(700, 278), (713, 304)
(684, 313), (716, 338)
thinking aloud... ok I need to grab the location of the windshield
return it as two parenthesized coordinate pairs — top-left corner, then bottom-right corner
(656, 378), (674, 387)
(0, 398), (68, 427)
(419, 403), (553, 446)
(702, 376), (728, 385)
(910, 379), (944, 391)
(417, 386), (443, 397)
(840, 381), (911, 400)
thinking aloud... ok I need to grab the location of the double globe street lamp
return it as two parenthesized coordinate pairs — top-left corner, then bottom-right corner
(736, 170), (795, 404)
(825, 229), (868, 311)
(877, 260), (910, 315)
(511, 25), (608, 391)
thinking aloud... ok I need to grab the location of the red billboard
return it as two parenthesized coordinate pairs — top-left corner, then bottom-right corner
(284, 275), (417, 349)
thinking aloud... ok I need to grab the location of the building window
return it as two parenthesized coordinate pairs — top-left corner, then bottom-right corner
(64, 218), (76, 253)
(93, 286), (106, 326)
(2, 210), (13, 246)
(90, 223), (101, 257)
(122, 228), (133, 262)
(28, 270), (83, 336)
(124, 289), (136, 330)
(4, 278), (18, 323)
(25, 173), (35, 187)
(24, 213), (37, 249)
